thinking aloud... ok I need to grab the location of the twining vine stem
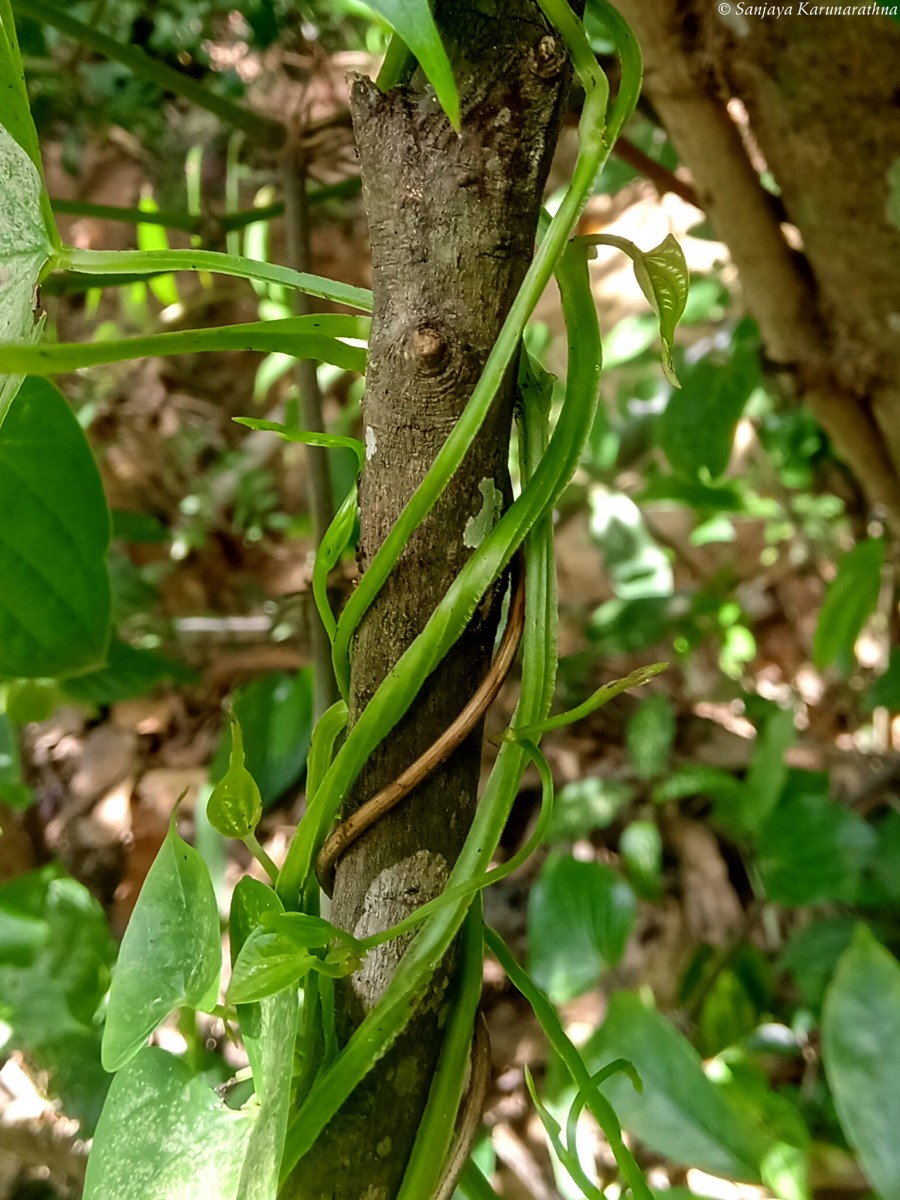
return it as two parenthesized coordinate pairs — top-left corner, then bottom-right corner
(315, 553), (527, 896)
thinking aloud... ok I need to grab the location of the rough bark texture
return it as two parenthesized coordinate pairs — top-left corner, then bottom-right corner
(617, 0), (900, 522)
(280, 4), (574, 1198)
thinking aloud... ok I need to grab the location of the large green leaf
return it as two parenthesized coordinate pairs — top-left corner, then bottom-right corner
(84, 1047), (256, 1200)
(527, 855), (635, 1002)
(0, 377), (112, 677)
(756, 777), (875, 906)
(738, 706), (795, 834)
(823, 928), (900, 1200)
(584, 992), (770, 1180)
(101, 814), (221, 1072)
(0, 125), (53, 421)
(659, 322), (760, 478)
(619, 819), (663, 900)
(365, 0), (459, 130)
(813, 537), (884, 671)
(61, 639), (196, 706)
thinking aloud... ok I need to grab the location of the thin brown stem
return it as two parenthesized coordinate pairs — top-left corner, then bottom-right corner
(316, 556), (526, 895)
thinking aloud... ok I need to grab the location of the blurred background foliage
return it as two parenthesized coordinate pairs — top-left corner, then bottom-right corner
(1, 1), (899, 1198)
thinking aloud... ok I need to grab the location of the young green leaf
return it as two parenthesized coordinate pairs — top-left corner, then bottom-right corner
(813, 537), (884, 671)
(210, 671), (315, 808)
(208, 716), (263, 839)
(228, 913), (363, 1005)
(823, 927), (900, 1200)
(84, 1048), (256, 1200)
(581, 232), (688, 386)
(230, 877), (284, 966)
(234, 417), (365, 465)
(101, 812), (221, 1072)
(631, 234), (689, 386)
(228, 877), (284, 1075)
(528, 855), (635, 1002)
(228, 877), (299, 1199)
(0, 377), (111, 678)
(367, 0), (460, 131)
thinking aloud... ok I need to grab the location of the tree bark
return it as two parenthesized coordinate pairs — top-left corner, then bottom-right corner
(280, 4), (575, 1198)
(617, 0), (900, 523)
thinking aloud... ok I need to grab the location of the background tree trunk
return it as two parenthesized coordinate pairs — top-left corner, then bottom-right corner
(617, 0), (900, 523)
(281, 4), (576, 1197)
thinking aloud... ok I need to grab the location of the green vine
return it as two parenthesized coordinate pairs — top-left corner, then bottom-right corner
(0, 0), (694, 1194)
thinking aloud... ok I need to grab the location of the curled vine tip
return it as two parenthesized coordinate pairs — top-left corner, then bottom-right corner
(504, 661), (668, 741)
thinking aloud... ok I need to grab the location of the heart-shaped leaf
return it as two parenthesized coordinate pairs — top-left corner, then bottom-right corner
(631, 234), (690, 387)
(228, 913), (362, 1004)
(0, 377), (112, 678)
(102, 813), (221, 1072)
(585, 232), (689, 387)
(84, 1048), (256, 1200)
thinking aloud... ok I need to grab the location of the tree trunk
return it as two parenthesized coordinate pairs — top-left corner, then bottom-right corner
(617, 0), (900, 523)
(280, 4), (575, 1197)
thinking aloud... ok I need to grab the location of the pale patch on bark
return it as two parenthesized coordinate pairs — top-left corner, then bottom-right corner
(351, 850), (449, 1011)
